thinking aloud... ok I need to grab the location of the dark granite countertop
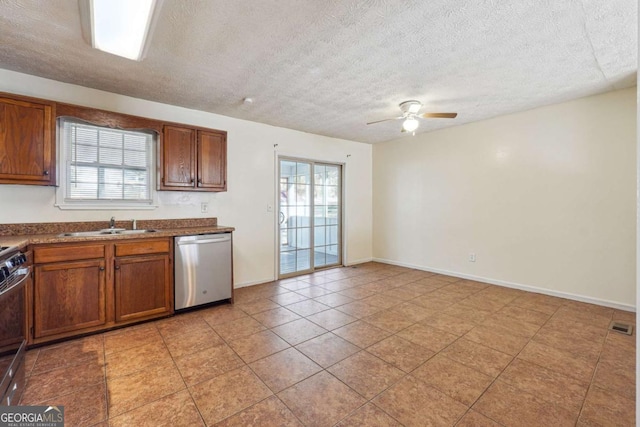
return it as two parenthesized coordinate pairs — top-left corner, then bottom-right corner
(0, 218), (234, 250)
(0, 236), (30, 251)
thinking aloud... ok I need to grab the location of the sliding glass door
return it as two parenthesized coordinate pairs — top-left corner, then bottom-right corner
(278, 158), (342, 277)
(312, 164), (341, 269)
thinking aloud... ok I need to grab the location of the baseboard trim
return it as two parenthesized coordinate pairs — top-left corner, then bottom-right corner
(373, 257), (636, 312)
(345, 257), (374, 266)
(234, 277), (275, 289)
(234, 258), (374, 289)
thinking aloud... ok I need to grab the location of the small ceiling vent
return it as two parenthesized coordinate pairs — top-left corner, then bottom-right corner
(609, 321), (633, 336)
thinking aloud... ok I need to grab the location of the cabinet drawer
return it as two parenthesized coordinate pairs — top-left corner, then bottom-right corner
(34, 244), (105, 264)
(115, 239), (170, 257)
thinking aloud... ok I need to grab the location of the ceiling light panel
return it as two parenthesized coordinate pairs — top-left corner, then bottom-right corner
(90, 0), (156, 60)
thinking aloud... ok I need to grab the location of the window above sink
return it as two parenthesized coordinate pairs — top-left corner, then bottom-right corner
(55, 118), (159, 210)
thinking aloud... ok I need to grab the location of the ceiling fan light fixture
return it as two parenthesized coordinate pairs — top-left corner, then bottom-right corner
(402, 117), (419, 132)
(366, 99), (457, 130)
(83, 0), (161, 61)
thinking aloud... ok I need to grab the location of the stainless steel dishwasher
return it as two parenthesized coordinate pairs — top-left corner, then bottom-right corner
(174, 233), (232, 310)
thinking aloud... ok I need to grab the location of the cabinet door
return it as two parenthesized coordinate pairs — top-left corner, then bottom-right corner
(0, 96), (54, 185)
(114, 254), (172, 322)
(197, 130), (227, 191)
(161, 125), (195, 189)
(33, 260), (106, 338)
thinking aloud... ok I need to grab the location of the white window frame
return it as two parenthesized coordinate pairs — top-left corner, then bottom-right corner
(55, 117), (159, 210)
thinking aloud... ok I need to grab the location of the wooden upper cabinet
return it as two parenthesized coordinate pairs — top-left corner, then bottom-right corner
(198, 130), (227, 190)
(161, 125), (195, 188)
(0, 95), (55, 185)
(160, 124), (226, 192)
(0, 92), (228, 190)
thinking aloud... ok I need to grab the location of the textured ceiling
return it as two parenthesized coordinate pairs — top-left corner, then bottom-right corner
(0, 0), (636, 143)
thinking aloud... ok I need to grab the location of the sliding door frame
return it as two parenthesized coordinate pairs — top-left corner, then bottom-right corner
(277, 155), (344, 279)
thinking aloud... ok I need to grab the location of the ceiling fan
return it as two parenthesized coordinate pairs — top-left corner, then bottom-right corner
(367, 100), (457, 134)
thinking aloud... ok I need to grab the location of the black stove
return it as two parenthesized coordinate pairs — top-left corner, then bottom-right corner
(0, 245), (29, 405)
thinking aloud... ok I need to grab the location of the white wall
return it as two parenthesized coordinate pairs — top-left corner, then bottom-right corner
(373, 88), (637, 309)
(0, 69), (373, 287)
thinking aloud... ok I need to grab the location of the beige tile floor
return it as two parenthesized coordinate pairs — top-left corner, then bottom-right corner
(20, 262), (636, 426)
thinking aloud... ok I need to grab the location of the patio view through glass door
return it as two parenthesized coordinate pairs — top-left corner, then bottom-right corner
(279, 158), (341, 277)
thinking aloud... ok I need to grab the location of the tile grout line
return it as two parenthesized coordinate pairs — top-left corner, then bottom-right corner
(328, 279), (471, 424)
(21, 264), (634, 426)
(574, 311), (615, 425)
(100, 333), (109, 425)
(409, 287), (560, 425)
(156, 320), (209, 427)
(106, 323), (197, 424)
(242, 270), (425, 426)
(465, 300), (583, 424)
(20, 337), (107, 410)
(241, 358), (308, 426)
(299, 275), (497, 424)
(196, 304), (310, 424)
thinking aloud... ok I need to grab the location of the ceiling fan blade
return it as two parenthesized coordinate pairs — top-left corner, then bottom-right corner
(366, 116), (403, 125)
(420, 112), (458, 119)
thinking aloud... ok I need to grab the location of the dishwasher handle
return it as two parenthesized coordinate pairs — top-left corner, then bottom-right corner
(176, 234), (231, 246)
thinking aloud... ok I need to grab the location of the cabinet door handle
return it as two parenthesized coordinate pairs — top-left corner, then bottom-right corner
(43, 170), (49, 176)
(99, 267), (105, 271)
(114, 265), (120, 270)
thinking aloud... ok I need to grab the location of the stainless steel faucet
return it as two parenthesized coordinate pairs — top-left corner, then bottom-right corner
(109, 216), (116, 229)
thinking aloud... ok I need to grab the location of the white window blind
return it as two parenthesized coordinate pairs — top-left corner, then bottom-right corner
(57, 119), (156, 208)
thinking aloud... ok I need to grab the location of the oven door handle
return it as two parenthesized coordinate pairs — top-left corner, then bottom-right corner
(0, 267), (31, 296)
(13, 268), (31, 286)
(5, 382), (18, 406)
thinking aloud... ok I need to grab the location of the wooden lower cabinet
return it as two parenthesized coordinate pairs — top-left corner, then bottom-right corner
(34, 259), (106, 339)
(31, 238), (173, 344)
(115, 254), (171, 322)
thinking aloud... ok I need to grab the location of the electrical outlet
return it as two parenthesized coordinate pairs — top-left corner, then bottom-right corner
(201, 202), (209, 213)
(469, 253), (476, 262)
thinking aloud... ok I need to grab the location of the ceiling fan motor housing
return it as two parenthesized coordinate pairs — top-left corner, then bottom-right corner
(399, 100), (422, 115)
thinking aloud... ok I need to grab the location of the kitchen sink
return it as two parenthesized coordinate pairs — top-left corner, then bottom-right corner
(116, 229), (158, 235)
(58, 230), (116, 237)
(58, 229), (158, 237)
